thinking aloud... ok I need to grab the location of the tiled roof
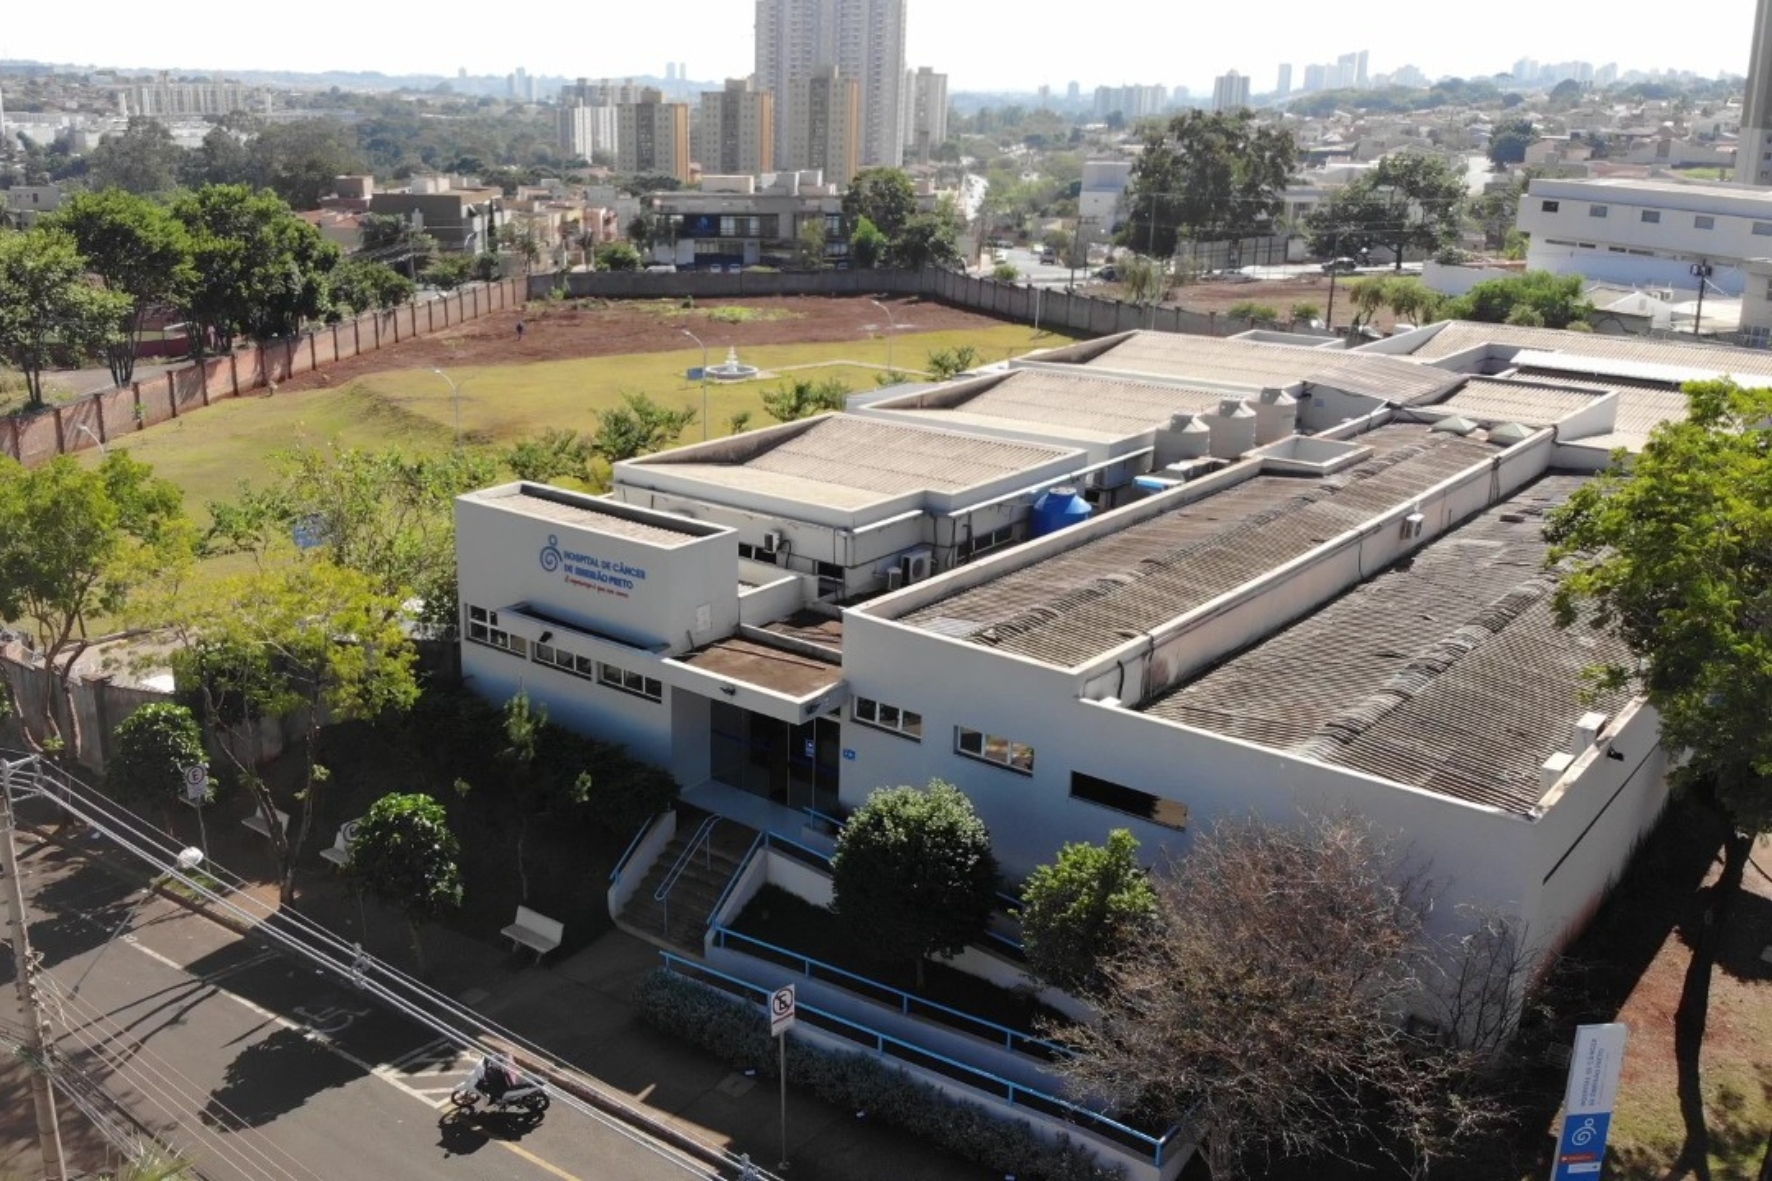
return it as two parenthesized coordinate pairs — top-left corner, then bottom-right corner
(1434, 379), (1605, 425)
(644, 416), (1070, 508)
(1405, 322), (1772, 378)
(481, 487), (705, 546)
(1078, 333), (1460, 402)
(1142, 475), (1631, 815)
(882, 370), (1229, 441)
(1508, 371), (1694, 447)
(900, 426), (1500, 668)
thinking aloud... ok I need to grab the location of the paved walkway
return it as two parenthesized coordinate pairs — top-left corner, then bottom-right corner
(19, 804), (993, 1181)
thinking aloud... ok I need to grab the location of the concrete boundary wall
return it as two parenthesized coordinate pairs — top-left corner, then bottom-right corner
(4, 278), (527, 466)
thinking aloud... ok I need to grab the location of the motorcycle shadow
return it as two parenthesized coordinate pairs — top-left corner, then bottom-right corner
(437, 1106), (546, 1155)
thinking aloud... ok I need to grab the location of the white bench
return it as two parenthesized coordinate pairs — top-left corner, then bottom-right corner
(501, 906), (564, 960)
(319, 819), (361, 868)
(243, 807), (291, 841)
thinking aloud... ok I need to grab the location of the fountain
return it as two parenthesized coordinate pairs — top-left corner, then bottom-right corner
(704, 346), (759, 382)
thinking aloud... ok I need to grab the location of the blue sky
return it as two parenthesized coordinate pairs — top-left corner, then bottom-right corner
(5, 0), (1749, 96)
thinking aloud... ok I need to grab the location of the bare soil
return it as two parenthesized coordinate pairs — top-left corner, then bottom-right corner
(269, 294), (1010, 396)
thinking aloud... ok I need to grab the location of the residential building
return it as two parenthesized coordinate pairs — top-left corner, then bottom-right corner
(1335, 52), (1359, 88)
(1078, 160), (1132, 230)
(698, 78), (776, 175)
(1276, 63), (1292, 96)
(1739, 0), (1772, 183)
(561, 78), (644, 106)
(618, 88), (693, 183)
(1515, 177), (1772, 325)
(754, 0), (906, 170)
(110, 71), (259, 118)
(793, 66), (861, 188)
(367, 177), (505, 253)
(1211, 71), (1250, 113)
(1356, 49), (1370, 88)
(903, 67), (947, 162)
(0, 183), (64, 227)
(558, 102), (619, 161)
(646, 169), (858, 270)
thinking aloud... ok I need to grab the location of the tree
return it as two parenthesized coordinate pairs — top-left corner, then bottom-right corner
(497, 221), (542, 273)
(887, 207), (964, 271)
(1383, 276), (1442, 327)
(329, 259), (416, 314)
(830, 780), (999, 988)
(795, 218), (830, 270)
(107, 703), (205, 825)
(0, 229), (132, 407)
(1116, 253), (1171, 307)
(1289, 300), (1322, 326)
(842, 167), (919, 243)
(850, 216), (887, 269)
(1121, 110), (1298, 260)
(591, 392), (697, 463)
(169, 185), (341, 352)
(1445, 270), (1592, 328)
(1020, 829), (1157, 995)
(245, 119), (365, 210)
(203, 443), (497, 641)
(181, 125), (251, 189)
(1308, 152), (1466, 271)
(1488, 118), (1537, 167)
(596, 241), (643, 272)
(170, 560), (420, 904)
(0, 452), (191, 759)
(86, 118), (185, 195)
(348, 792), (463, 973)
(503, 428), (597, 485)
(992, 262), (1020, 282)
(357, 212), (437, 280)
(1057, 814), (1501, 1180)
(1226, 300), (1281, 328)
(761, 377), (849, 422)
(1545, 380), (1772, 1179)
(924, 345), (981, 381)
(421, 253), (474, 290)
(50, 189), (195, 387)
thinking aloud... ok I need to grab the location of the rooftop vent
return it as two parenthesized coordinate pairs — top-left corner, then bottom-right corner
(1432, 415), (1481, 436)
(1540, 750), (1576, 791)
(1488, 422), (1536, 445)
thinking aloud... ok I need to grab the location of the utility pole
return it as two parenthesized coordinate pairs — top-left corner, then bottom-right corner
(1, 756), (69, 1181)
(1690, 260), (1712, 338)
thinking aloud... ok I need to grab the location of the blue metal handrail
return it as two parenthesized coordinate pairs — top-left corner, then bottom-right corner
(705, 830), (765, 930)
(658, 952), (1171, 1164)
(708, 925), (1071, 1061)
(761, 830), (834, 869)
(654, 814), (721, 932)
(801, 805), (848, 834)
(609, 812), (660, 884)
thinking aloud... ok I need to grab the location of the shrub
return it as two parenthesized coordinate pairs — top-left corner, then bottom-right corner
(637, 969), (1125, 1181)
(1226, 300), (1281, 326)
(1289, 301), (1322, 324)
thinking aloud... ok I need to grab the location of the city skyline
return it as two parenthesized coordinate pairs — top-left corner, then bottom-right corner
(2, 0), (1752, 97)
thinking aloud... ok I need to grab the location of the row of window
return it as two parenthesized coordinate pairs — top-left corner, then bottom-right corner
(1544, 199), (1720, 231)
(465, 606), (663, 703)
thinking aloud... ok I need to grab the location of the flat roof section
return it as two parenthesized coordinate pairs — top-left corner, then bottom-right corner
(873, 370), (1231, 443)
(680, 635), (843, 698)
(1075, 333), (1461, 402)
(899, 425), (1501, 668)
(1141, 474), (1631, 815)
(1403, 322), (1772, 379)
(476, 486), (709, 547)
(636, 415), (1074, 509)
(761, 609), (844, 652)
(1433, 378), (1606, 426)
(1507, 370), (1693, 450)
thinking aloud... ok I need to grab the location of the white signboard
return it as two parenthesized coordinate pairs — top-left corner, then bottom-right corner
(769, 985), (796, 1037)
(181, 764), (209, 803)
(1550, 1022), (1629, 1180)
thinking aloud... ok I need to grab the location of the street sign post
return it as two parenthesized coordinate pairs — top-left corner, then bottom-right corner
(180, 764), (209, 803)
(1550, 1022), (1629, 1180)
(770, 984), (795, 1168)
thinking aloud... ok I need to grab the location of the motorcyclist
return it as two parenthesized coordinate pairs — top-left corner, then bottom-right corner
(477, 1052), (521, 1102)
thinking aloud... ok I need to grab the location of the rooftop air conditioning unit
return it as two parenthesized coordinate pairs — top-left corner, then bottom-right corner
(900, 549), (933, 584)
(885, 567), (904, 591)
(761, 530), (783, 553)
(1400, 512), (1425, 540)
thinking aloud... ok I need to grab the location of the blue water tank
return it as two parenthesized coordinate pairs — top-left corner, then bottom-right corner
(1030, 487), (1093, 538)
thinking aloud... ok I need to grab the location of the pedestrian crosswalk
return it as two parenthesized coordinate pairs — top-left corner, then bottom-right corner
(372, 1038), (480, 1108)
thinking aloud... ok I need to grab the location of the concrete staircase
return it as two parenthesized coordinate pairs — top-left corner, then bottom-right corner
(617, 808), (758, 953)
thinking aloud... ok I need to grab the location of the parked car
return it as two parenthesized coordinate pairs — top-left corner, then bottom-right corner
(1321, 257), (1359, 274)
(1095, 265), (1117, 281)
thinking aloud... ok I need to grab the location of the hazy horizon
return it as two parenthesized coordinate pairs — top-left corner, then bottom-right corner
(5, 0), (1751, 98)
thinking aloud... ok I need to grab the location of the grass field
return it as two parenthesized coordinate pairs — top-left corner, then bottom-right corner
(97, 321), (1068, 516)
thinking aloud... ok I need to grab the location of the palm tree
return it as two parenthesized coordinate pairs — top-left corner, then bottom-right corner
(1347, 276), (1389, 332)
(103, 1146), (197, 1181)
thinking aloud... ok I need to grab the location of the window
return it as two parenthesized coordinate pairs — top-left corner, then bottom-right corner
(464, 605), (527, 657)
(1755, 222), (1772, 237)
(1695, 215), (1715, 230)
(1540, 199), (1560, 213)
(1070, 771), (1190, 829)
(1639, 210), (1660, 224)
(599, 662), (663, 702)
(1588, 204), (1608, 218)
(853, 696), (922, 740)
(961, 524), (1017, 560)
(956, 726), (1035, 774)
(738, 542), (779, 563)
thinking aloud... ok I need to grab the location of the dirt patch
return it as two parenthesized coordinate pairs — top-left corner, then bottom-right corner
(267, 295), (1010, 397)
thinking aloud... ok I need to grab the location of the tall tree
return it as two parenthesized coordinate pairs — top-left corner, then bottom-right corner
(0, 452), (191, 759)
(1020, 829), (1157, 996)
(169, 184), (340, 353)
(245, 120), (366, 210)
(849, 216), (887, 269)
(1121, 110), (1298, 259)
(1309, 152), (1466, 271)
(1446, 270), (1592, 328)
(1545, 379), (1772, 1179)
(329, 259), (416, 314)
(1057, 814), (1502, 1180)
(357, 211), (438, 280)
(830, 780), (999, 989)
(181, 124), (251, 189)
(86, 118), (185, 195)
(50, 189), (195, 387)
(841, 167), (919, 243)
(106, 702), (206, 827)
(886, 204), (964, 271)
(169, 560), (420, 904)
(348, 792), (463, 973)
(590, 392), (697, 463)
(0, 228), (132, 408)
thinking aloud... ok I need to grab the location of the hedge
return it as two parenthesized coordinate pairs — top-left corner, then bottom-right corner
(636, 968), (1127, 1181)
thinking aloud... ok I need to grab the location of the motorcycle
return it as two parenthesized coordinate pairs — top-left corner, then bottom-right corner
(448, 1054), (551, 1115)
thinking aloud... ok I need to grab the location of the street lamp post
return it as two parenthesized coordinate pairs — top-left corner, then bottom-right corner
(431, 368), (462, 444)
(869, 299), (897, 372)
(681, 329), (709, 440)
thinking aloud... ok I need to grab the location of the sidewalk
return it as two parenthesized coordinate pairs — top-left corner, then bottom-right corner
(97, 807), (996, 1181)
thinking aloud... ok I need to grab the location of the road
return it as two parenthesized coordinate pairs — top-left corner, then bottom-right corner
(2, 839), (716, 1181)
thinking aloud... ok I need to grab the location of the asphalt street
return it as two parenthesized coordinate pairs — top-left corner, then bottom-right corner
(2, 837), (717, 1181)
